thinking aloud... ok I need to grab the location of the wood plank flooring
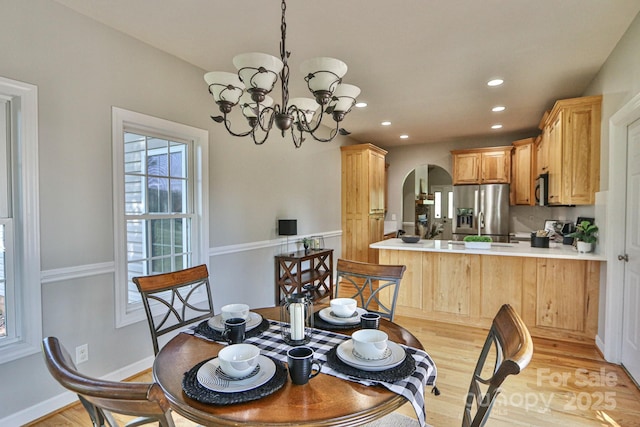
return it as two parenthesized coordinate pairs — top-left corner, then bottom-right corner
(27, 316), (640, 426)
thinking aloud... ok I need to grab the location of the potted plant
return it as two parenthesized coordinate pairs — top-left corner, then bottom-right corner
(463, 235), (493, 249)
(568, 220), (598, 253)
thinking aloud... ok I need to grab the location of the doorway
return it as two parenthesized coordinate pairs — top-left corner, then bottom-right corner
(605, 91), (640, 386)
(401, 165), (453, 239)
(621, 117), (640, 383)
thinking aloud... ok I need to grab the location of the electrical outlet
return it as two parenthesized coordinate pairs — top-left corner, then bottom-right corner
(76, 343), (89, 364)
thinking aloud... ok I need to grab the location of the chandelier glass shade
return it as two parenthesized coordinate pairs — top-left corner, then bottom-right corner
(204, 0), (360, 148)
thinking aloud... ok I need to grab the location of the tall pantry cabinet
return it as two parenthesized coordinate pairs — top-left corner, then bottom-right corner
(341, 144), (387, 263)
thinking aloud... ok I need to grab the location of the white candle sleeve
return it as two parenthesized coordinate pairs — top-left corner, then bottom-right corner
(290, 302), (305, 341)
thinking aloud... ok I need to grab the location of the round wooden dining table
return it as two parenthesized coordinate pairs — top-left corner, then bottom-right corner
(153, 306), (424, 426)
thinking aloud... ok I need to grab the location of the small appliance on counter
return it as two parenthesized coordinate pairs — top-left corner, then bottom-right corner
(561, 222), (575, 245)
(531, 230), (550, 248)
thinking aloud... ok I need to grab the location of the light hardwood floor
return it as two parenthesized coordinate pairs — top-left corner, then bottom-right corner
(27, 316), (640, 426)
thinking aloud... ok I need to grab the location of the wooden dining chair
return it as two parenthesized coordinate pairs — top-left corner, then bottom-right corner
(335, 258), (406, 321)
(462, 304), (534, 427)
(42, 336), (176, 427)
(133, 264), (214, 355)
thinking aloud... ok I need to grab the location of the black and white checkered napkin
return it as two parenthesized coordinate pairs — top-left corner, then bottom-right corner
(187, 320), (437, 427)
(246, 321), (436, 427)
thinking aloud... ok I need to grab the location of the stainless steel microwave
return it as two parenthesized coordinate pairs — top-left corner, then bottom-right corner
(535, 173), (549, 206)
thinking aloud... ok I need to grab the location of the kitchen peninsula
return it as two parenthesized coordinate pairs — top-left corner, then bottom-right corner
(372, 238), (605, 343)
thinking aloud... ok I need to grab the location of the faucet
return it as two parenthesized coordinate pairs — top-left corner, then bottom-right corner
(477, 211), (484, 236)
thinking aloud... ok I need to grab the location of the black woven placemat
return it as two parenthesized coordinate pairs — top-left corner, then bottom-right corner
(313, 312), (360, 331)
(324, 345), (416, 382)
(194, 317), (270, 341)
(182, 356), (287, 405)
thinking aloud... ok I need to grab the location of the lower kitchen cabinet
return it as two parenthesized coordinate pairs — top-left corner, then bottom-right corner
(534, 258), (599, 337)
(378, 249), (600, 343)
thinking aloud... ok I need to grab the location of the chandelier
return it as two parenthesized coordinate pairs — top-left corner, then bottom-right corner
(204, 0), (360, 148)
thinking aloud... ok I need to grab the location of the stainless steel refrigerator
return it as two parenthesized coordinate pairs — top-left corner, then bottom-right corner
(452, 184), (510, 242)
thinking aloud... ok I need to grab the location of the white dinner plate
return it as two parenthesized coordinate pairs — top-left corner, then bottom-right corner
(318, 307), (367, 325)
(207, 312), (263, 332)
(197, 355), (276, 392)
(336, 339), (406, 371)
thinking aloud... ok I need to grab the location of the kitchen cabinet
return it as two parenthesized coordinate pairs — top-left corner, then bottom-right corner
(536, 115), (550, 177)
(378, 248), (600, 343)
(535, 258), (598, 335)
(451, 146), (513, 185)
(341, 144), (387, 263)
(542, 95), (602, 205)
(430, 252), (479, 316)
(511, 137), (536, 205)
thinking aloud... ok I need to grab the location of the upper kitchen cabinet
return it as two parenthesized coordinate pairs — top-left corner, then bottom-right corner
(451, 146), (513, 185)
(542, 95), (602, 205)
(341, 144), (388, 263)
(511, 137), (536, 206)
(536, 112), (550, 177)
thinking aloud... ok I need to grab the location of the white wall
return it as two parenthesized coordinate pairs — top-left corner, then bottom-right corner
(0, 0), (347, 423)
(582, 12), (640, 351)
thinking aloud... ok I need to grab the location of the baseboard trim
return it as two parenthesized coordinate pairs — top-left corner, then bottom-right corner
(595, 334), (605, 359)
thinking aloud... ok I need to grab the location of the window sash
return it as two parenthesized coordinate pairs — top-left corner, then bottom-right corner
(0, 76), (41, 364)
(112, 107), (208, 328)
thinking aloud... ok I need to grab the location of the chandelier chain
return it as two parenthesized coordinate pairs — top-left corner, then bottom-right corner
(280, 0), (290, 110)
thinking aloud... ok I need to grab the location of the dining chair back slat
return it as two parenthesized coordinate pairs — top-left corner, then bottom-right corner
(335, 258), (406, 321)
(462, 304), (533, 427)
(133, 264), (214, 355)
(42, 336), (176, 427)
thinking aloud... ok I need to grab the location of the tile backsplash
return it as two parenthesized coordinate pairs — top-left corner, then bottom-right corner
(510, 205), (597, 234)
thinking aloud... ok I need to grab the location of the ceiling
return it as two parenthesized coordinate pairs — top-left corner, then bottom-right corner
(53, 0), (640, 148)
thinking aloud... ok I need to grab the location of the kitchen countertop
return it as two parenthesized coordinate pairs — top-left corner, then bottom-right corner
(371, 238), (607, 261)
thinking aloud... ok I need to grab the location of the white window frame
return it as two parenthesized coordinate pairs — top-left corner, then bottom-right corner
(0, 76), (42, 365)
(112, 107), (209, 328)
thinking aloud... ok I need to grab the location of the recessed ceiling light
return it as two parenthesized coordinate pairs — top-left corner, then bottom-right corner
(492, 106), (506, 112)
(487, 79), (504, 87)
(491, 124), (503, 129)
(381, 121), (391, 126)
(355, 102), (367, 108)
(400, 134), (409, 139)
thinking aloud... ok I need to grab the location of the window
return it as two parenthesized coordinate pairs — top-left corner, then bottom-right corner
(113, 108), (208, 327)
(0, 77), (41, 364)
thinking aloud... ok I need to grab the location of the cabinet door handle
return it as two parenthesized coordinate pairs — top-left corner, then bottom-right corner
(618, 254), (629, 262)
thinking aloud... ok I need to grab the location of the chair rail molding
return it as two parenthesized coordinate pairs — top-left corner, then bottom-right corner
(209, 230), (342, 257)
(39, 230), (343, 284)
(40, 261), (115, 284)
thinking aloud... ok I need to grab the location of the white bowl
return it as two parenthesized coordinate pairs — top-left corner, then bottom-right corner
(217, 344), (260, 378)
(221, 303), (250, 320)
(330, 298), (358, 318)
(351, 329), (388, 360)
